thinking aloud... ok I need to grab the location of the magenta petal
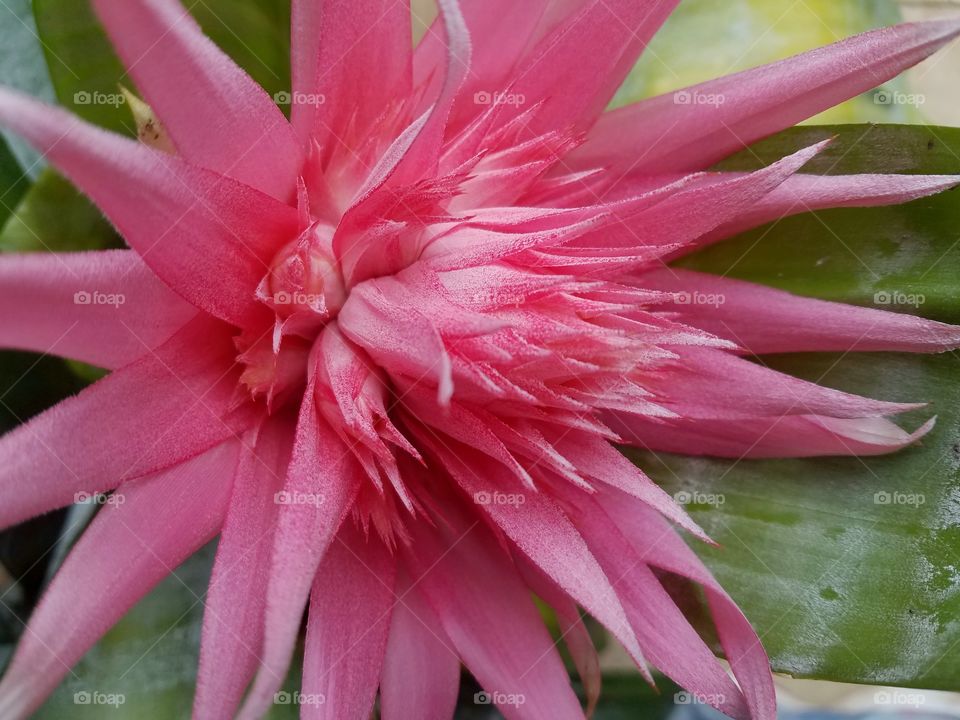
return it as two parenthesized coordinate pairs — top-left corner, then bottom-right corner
(380, 569), (461, 720)
(0, 88), (299, 326)
(0, 250), (195, 369)
(429, 442), (649, 678)
(562, 489), (751, 720)
(236, 378), (361, 720)
(696, 172), (960, 249)
(574, 19), (960, 173)
(519, 558), (602, 717)
(0, 441), (238, 719)
(92, 0), (300, 200)
(601, 492), (777, 720)
(648, 346), (922, 421)
(302, 523), (396, 720)
(612, 412), (936, 458)
(0, 317), (256, 530)
(290, 0), (411, 148)
(638, 268), (960, 354)
(193, 415), (294, 720)
(499, 0), (679, 135)
(405, 510), (583, 720)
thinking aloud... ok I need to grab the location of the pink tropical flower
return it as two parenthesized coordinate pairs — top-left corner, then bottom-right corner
(1, 1), (959, 718)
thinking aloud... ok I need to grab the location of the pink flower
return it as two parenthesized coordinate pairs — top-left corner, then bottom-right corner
(1, 1), (959, 718)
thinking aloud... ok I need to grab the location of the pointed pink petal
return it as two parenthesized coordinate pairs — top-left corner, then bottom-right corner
(193, 415), (294, 720)
(290, 0), (412, 147)
(570, 141), (830, 264)
(0, 88), (298, 327)
(0, 317), (257, 530)
(648, 347), (921, 420)
(560, 488), (750, 720)
(638, 268), (960, 354)
(354, 0), (470, 204)
(237, 375), (361, 720)
(0, 441), (238, 719)
(405, 508), (583, 720)
(92, 0), (300, 200)
(380, 569), (460, 720)
(499, 0), (679, 135)
(547, 428), (710, 542)
(573, 20), (960, 173)
(611, 412), (936, 458)
(518, 558), (602, 717)
(0, 250), (195, 369)
(426, 440), (649, 678)
(416, 0), (549, 130)
(698, 173), (960, 249)
(302, 523), (396, 720)
(600, 491), (777, 720)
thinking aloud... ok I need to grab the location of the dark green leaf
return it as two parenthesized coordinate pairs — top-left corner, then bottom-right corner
(0, 168), (120, 253)
(0, 135), (30, 228)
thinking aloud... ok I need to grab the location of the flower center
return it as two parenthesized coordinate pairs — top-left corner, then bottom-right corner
(262, 223), (346, 320)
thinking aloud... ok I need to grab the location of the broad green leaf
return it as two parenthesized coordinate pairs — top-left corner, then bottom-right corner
(32, 0), (292, 133)
(0, 167), (120, 253)
(0, 0), (56, 174)
(636, 124), (960, 689)
(32, 0), (132, 134)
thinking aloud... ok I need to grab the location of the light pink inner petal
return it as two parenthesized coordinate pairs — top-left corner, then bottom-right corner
(290, 0), (412, 149)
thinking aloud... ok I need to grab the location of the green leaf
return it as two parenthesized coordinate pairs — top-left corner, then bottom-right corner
(32, 0), (132, 134)
(637, 124), (960, 689)
(0, 135), (30, 228)
(0, 168), (120, 253)
(32, 0), (291, 133)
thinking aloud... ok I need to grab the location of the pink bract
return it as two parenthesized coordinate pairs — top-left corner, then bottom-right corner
(1, 1), (960, 718)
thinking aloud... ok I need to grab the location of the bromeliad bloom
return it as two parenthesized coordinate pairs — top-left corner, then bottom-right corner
(1, 1), (959, 718)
